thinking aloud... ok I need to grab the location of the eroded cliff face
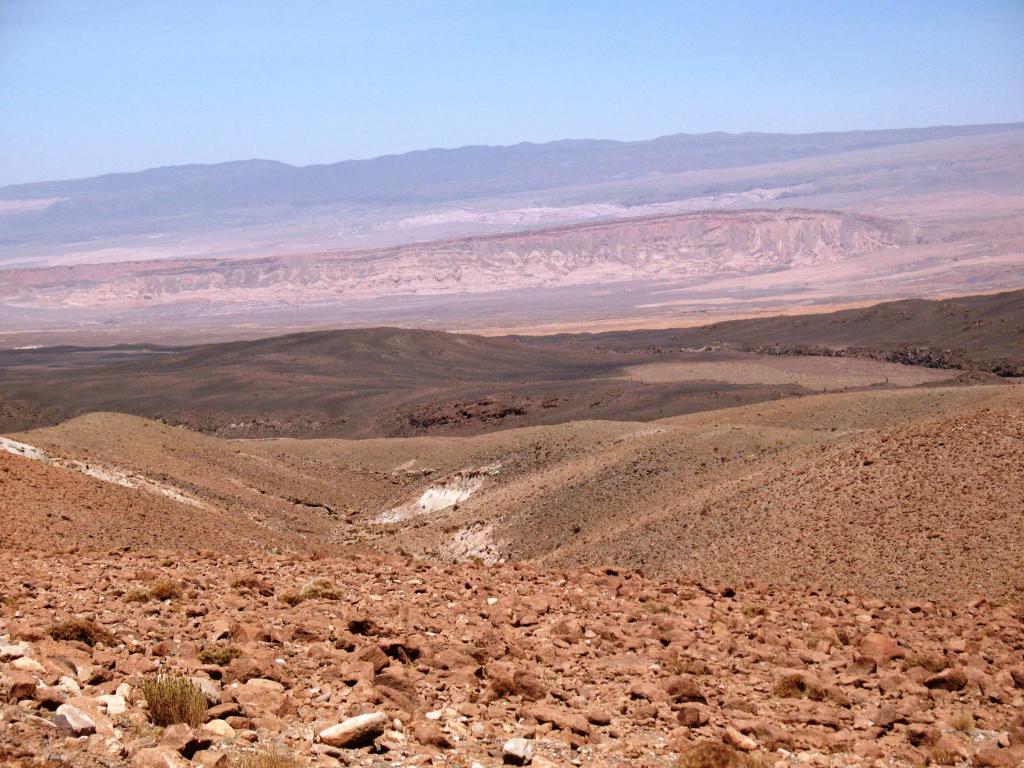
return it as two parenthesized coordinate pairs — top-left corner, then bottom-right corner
(0, 209), (912, 310)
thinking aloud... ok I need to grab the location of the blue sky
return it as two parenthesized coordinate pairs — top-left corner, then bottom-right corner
(1, 0), (1022, 185)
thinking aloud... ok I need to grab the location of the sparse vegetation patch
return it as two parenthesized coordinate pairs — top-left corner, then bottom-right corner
(198, 643), (243, 666)
(47, 619), (117, 647)
(142, 675), (207, 727)
(232, 752), (303, 768)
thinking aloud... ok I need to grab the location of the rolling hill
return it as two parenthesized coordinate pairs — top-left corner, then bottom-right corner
(5, 381), (1021, 601)
(0, 313), (966, 438)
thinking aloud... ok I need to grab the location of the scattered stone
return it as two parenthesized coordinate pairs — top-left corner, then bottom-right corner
(502, 737), (534, 765)
(52, 704), (97, 736)
(412, 718), (452, 748)
(97, 693), (127, 715)
(723, 725), (758, 752)
(1, 546), (1022, 767)
(858, 633), (905, 664)
(925, 667), (968, 691)
(318, 711), (388, 748)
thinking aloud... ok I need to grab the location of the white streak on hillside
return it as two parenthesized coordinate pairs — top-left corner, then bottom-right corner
(0, 436), (208, 509)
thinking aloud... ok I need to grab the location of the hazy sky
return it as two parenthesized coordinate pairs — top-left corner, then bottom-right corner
(2, 0), (1022, 185)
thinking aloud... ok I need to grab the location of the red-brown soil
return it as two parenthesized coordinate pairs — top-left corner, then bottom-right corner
(2, 549), (1023, 767)
(1, 370), (1022, 767)
(0, 448), (314, 554)
(3, 385), (1021, 604)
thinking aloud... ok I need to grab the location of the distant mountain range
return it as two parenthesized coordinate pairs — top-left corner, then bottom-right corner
(2, 122), (1022, 267)
(7, 123), (1018, 208)
(1, 122), (1022, 345)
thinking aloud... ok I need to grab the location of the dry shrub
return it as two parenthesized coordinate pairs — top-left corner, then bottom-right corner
(232, 752), (303, 768)
(642, 601), (671, 614)
(47, 619), (117, 647)
(278, 579), (341, 605)
(198, 643), (243, 666)
(949, 709), (974, 733)
(927, 745), (961, 766)
(677, 742), (765, 768)
(903, 654), (950, 673)
(488, 670), (516, 698)
(667, 654), (713, 677)
(487, 668), (545, 700)
(772, 674), (825, 701)
(124, 580), (184, 603)
(299, 579), (342, 601)
(142, 676), (207, 727)
(148, 580), (184, 601)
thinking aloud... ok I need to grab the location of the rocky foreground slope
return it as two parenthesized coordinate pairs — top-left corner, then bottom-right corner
(2, 550), (1023, 768)
(2, 384), (1023, 766)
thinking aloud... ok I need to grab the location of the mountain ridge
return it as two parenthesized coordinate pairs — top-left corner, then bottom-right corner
(4, 122), (1021, 191)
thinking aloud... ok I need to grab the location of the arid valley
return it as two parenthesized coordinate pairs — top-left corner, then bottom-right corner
(3, 278), (1024, 768)
(2, 18), (1024, 766)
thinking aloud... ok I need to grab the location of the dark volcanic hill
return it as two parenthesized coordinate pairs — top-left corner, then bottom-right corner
(0, 328), (807, 438)
(534, 288), (1024, 375)
(3, 289), (1018, 438)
